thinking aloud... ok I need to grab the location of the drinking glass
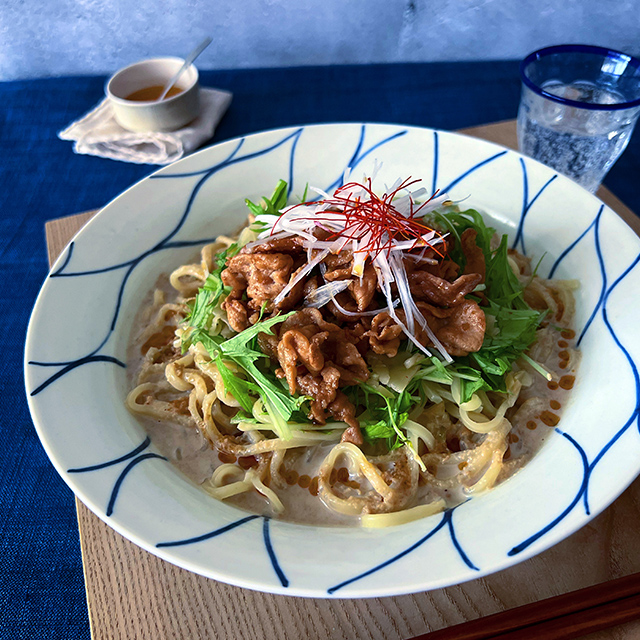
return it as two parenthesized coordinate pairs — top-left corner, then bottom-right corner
(517, 45), (640, 193)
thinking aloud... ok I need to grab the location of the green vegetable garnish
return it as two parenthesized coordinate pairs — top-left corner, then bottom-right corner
(423, 208), (548, 403)
(192, 312), (307, 440)
(245, 179), (289, 219)
(356, 384), (425, 469)
(182, 243), (238, 346)
(179, 193), (550, 455)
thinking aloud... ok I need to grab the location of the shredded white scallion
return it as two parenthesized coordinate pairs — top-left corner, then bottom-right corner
(257, 175), (451, 359)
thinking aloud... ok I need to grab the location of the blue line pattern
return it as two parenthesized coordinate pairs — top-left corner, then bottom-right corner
(547, 211), (600, 279)
(106, 453), (167, 517)
(64, 437), (289, 579)
(262, 518), (289, 587)
(511, 159), (557, 255)
(156, 515), (259, 548)
(155, 515), (290, 587)
(328, 507), (477, 594)
(508, 430), (589, 555)
(29, 355), (126, 396)
(27, 123), (640, 594)
(28, 129), (304, 398)
(509, 227), (640, 556)
(68, 436), (152, 473)
(440, 150), (508, 193)
(431, 131), (439, 194)
(66, 437), (167, 516)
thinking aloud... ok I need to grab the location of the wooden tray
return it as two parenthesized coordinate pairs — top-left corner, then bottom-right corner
(46, 120), (640, 640)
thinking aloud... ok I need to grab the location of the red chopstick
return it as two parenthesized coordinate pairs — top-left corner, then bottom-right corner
(408, 572), (640, 640)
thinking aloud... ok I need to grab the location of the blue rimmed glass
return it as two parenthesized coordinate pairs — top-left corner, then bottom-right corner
(517, 44), (640, 193)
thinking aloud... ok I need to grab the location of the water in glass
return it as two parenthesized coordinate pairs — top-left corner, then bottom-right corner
(518, 80), (639, 192)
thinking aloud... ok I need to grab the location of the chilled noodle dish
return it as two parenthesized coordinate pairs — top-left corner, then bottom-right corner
(127, 175), (580, 528)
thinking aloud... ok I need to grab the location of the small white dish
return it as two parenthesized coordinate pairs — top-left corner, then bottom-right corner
(24, 123), (640, 597)
(106, 57), (200, 132)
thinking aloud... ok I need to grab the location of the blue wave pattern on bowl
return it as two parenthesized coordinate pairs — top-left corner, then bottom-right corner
(67, 434), (290, 586)
(506, 204), (640, 557)
(68, 436), (167, 517)
(26, 124), (640, 595)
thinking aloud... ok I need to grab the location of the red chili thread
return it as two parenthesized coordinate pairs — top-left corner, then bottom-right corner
(271, 177), (446, 262)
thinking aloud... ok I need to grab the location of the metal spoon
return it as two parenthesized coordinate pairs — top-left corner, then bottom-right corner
(157, 36), (212, 101)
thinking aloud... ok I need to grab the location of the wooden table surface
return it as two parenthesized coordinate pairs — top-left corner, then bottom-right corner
(45, 120), (640, 640)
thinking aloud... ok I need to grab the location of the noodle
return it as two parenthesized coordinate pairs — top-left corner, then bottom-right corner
(126, 178), (580, 527)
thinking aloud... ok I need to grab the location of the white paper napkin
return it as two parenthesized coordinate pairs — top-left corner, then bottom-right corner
(58, 88), (233, 165)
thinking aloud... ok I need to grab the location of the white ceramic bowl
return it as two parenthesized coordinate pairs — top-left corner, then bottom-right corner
(25, 123), (640, 597)
(106, 57), (200, 132)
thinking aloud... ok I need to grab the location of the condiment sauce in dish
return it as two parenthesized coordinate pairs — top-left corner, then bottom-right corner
(125, 85), (184, 102)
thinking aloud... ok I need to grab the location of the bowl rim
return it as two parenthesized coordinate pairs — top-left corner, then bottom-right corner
(24, 121), (640, 597)
(520, 44), (640, 111)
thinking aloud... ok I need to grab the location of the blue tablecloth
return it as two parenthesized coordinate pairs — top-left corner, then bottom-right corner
(2, 62), (639, 639)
